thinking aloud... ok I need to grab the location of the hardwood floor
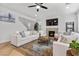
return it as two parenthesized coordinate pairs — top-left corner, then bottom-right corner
(0, 40), (53, 56)
(0, 42), (24, 56)
(0, 42), (37, 56)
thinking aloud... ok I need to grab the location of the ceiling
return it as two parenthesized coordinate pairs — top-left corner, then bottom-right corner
(0, 3), (79, 19)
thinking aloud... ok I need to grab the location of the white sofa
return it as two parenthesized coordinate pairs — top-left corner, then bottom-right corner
(11, 31), (39, 47)
(53, 32), (79, 56)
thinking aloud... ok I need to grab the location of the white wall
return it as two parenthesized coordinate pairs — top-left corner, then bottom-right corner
(0, 7), (35, 43)
(0, 16), (26, 43)
(40, 14), (77, 34)
(0, 5), (77, 43)
(58, 14), (77, 33)
(77, 12), (79, 32)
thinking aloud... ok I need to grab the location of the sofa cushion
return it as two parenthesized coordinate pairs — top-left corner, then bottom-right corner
(34, 31), (38, 34)
(63, 32), (71, 35)
(25, 31), (31, 36)
(31, 31), (38, 35)
(59, 34), (78, 44)
(39, 31), (46, 36)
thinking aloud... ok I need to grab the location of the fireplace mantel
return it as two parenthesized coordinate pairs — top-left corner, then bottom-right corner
(46, 18), (58, 36)
(46, 26), (58, 36)
(46, 26), (58, 28)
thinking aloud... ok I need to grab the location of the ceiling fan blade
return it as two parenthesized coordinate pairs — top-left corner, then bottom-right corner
(28, 5), (36, 7)
(35, 3), (43, 5)
(35, 3), (39, 5)
(40, 5), (48, 9)
(40, 3), (43, 4)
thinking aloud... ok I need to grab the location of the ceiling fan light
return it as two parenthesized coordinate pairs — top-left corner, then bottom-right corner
(36, 5), (40, 9)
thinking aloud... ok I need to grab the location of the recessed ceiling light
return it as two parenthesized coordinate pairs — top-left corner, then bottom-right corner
(66, 3), (70, 8)
(66, 6), (70, 8)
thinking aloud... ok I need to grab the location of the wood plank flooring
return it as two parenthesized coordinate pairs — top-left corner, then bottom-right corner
(0, 40), (53, 56)
(0, 42), (24, 56)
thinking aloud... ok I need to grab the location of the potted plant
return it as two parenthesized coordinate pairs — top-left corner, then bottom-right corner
(69, 40), (79, 55)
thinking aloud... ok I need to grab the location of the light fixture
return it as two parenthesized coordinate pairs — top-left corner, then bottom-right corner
(36, 5), (40, 9)
(66, 3), (70, 8)
(66, 6), (70, 8)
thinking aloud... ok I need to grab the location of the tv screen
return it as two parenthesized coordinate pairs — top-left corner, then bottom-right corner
(46, 18), (58, 26)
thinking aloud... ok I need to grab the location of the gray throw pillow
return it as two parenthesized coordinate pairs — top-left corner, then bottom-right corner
(60, 36), (69, 44)
(63, 32), (71, 35)
(19, 31), (26, 38)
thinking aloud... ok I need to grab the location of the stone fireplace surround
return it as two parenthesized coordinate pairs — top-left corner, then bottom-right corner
(46, 26), (58, 37)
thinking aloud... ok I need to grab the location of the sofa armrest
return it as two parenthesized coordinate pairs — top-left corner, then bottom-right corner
(53, 41), (69, 56)
(53, 41), (69, 47)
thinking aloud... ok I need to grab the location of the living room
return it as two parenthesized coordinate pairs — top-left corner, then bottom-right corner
(0, 3), (79, 56)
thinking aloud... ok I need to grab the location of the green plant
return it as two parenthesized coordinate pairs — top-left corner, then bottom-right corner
(69, 40), (79, 52)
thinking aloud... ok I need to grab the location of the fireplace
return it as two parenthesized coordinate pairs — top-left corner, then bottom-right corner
(49, 31), (55, 37)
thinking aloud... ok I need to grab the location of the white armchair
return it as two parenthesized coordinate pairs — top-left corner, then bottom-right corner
(53, 41), (69, 56)
(53, 32), (79, 56)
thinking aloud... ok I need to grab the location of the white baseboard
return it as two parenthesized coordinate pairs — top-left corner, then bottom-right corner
(0, 39), (10, 44)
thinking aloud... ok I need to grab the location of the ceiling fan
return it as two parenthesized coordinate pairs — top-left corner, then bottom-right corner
(28, 3), (48, 12)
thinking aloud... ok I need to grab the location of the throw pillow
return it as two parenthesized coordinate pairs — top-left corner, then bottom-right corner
(19, 31), (26, 38)
(60, 36), (69, 44)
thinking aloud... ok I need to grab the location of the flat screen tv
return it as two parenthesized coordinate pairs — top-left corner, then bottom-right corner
(46, 18), (58, 26)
